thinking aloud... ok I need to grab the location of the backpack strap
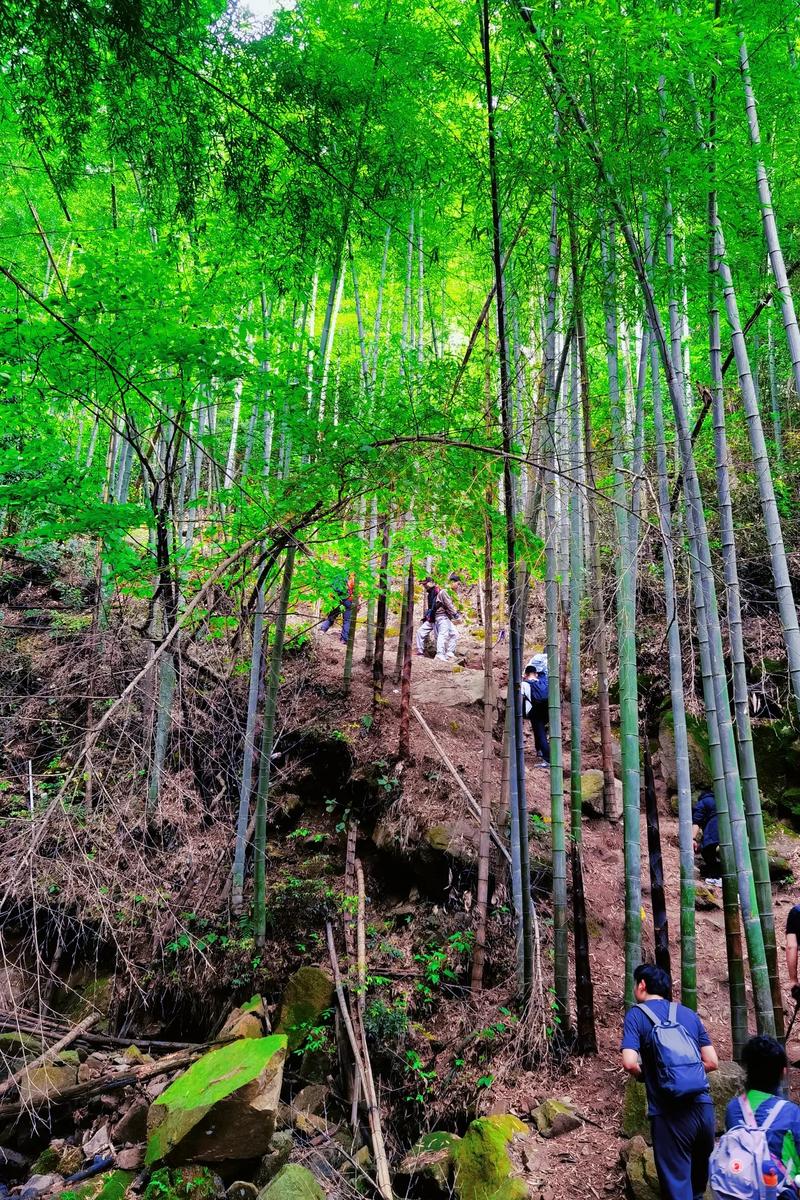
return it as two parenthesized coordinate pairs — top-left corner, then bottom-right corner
(668, 1001), (678, 1024)
(636, 1003), (662, 1026)
(759, 1098), (787, 1134)
(739, 1094), (758, 1128)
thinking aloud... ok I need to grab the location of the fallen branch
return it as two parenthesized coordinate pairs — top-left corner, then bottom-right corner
(0, 1013), (99, 1100)
(411, 705), (511, 864)
(325, 922), (393, 1200)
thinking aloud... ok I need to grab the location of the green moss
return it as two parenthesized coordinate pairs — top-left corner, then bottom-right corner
(453, 1115), (528, 1200)
(32, 1146), (61, 1174)
(146, 1035), (287, 1165)
(258, 1165), (325, 1199)
(276, 967), (333, 1053)
(0, 1030), (42, 1056)
(96, 1171), (135, 1200)
(144, 1168), (219, 1200)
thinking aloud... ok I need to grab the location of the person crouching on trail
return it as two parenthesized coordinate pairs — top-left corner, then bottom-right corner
(415, 576), (459, 662)
(621, 962), (718, 1200)
(320, 570), (355, 643)
(692, 788), (722, 887)
(521, 665), (550, 767)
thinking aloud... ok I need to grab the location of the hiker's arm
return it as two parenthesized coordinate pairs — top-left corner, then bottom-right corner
(621, 1049), (642, 1079)
(701, 1045), (719, 1073)
(787, 932), (799, 986)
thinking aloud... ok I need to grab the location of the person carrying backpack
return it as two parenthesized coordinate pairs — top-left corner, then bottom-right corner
(711, 1035), (800, 1198)
(521, 664), (550, 767)
(621, 962), (719, 1200)
(693, 788), (722, 886)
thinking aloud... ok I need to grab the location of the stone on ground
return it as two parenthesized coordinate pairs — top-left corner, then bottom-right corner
(621, 1080), (649, 1142)
(413, 668), (487, 708)
(276, 968), (333, 1053)
(530, 1098), (581, 1138)
(17, 1061), (77, 1105)
(624, 1135), (660, 1200)
(146, 1035), (287, 1165)
(220, 996), (266, 1041)
(709, 1061), (744, 1133)
(257, 1164), (326, 1200)
(452, 1114), (530, 1200)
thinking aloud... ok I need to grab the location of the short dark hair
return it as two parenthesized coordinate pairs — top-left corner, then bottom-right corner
(741, 1035), (786, 1094)
(524, 666), (536, 676)
(634, 962), (672, 999)
(423, 576), (435, 585)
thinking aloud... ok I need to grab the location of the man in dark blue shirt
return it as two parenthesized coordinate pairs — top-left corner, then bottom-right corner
(621, 963), (718, 1200)
(724, 1035), (800, 1188)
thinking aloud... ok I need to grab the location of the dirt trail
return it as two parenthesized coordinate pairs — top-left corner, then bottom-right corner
(313, 615), (800, 1199)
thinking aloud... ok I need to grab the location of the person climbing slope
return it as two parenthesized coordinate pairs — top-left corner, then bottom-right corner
(521, 664), (550, 767)
(415, 575), (459, 662)
(692, 788), (722, 887)
(320, 569), (355, 644)
(621, 962), (718, 1200)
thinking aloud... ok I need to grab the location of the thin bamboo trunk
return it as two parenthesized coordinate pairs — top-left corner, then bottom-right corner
(254, 546), (296, 947)
(371, 514), (391, 712)
(644, 740), (670, 975)
(398, 561), (414, 760)
(471, 511), (494, 992)
(231, 583), (266, 915)
(343, 576), (359, 697)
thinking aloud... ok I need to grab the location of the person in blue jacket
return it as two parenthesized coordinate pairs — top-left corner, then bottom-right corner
(521, 664), (549, 767)
(724, 1035), (800, 1189)
(692, 788), (721, 885)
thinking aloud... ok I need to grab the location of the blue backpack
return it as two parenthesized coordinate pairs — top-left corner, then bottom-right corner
(638, 1002), (708, 1100)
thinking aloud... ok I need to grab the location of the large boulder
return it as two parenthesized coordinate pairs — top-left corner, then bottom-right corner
(276, 968), (334, 1053)
(220, 996), (266, 1041)
(623, 1135), (661, 1200)
(414, 669), (488, 709)
(257, 1165), (326, 1200)
(658, 712), (712, 795)
(709, 1061), (744, 1133)
(580, 770), (622, 819)
(452, 1115), (530, 1200)
(146, 1035), (287, 1165)
(0, 1031), (42, 1057)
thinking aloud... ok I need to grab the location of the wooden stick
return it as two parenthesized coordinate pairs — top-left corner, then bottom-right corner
(411, 705), (511, 864)
(0, 1013), (99, 1100)
(325, 923), (393, 1200)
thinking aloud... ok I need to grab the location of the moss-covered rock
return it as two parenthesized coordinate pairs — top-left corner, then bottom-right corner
(621, 1080), (650, 1143)
(95, 1170), (136, 1200)
(624, 1135), (660, 1200)
(146, 1035), (287, 1165)
(452, 1115), (529, 1200)
(530, 1098), (580, 1138)
(276, 968), (333, 1053)
(399, 1130), (461, 1191)
(658, 712), (712, 795)
(31, 1145), (61, 1175)
(768, 853), (793, 884)
(0, 1031), (42, 1057)
(220, 996), (266, 1041)
(257, 1164), (326, 1200)
(752, 721), (800, 813)
(18, 1061), (77, 1105)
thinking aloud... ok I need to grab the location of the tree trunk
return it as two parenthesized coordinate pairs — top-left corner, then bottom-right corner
(471, 513), (494, 992)
(398, 561), (414, 760)
(644, 740), (670, 975)
(371, 514), (391, 713)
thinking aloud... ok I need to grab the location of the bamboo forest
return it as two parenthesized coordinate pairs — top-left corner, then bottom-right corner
(3, 0), (800, 1196)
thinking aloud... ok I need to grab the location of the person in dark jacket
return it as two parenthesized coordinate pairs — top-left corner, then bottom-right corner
(621, 963), (718, 1200)
(415, 576), (459, 661)
(521, 664), (549, 767)
(320, 570), (355, 643)
(692, 789), (721, 884)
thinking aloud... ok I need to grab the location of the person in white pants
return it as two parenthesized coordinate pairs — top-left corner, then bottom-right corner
(416, 575), (459, 661)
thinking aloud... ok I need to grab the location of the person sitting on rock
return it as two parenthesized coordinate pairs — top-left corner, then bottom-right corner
(723, 1035), (800, 1190)
(692, 788), (721, 887)
(415, 575), (459, 662)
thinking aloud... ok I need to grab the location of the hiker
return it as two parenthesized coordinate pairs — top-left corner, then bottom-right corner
(522, 664), (550, 768)
(320, 570), (355, 644)
(621, 962), (718, 1200)
(785, 905), (800, 1005)
(692, 788), (722, 886)
(415, 575), (459, 662)
(715, 1035), (800, 1196)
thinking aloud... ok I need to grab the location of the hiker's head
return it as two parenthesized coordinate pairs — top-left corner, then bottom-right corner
(524, 666), (536, 678)
(742, 1035), (787, 1094)
(423, 576), (436, 588)
(633, 962), (672, 1000)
